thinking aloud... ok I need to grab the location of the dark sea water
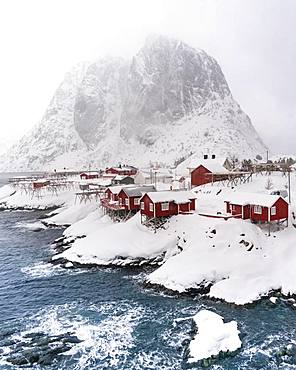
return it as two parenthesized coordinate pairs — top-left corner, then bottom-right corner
(1, 174), (296, 369)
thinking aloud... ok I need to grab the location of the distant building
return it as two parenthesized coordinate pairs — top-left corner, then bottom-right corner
(80, 171), (100, 180)
(105, 165), (138, 176)
(134, 169), (173, 185)
(189, 156), (231, 187)
(111, 175), (135, 186)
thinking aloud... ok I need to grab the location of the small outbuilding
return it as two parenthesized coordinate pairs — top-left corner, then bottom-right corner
(140, 190), (196, 219)
(80, 171), (100, 180)
(225, 192), (289, 224)
(111, 175), (135, 186)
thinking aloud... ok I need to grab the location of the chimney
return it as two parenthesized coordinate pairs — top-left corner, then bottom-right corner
(212, 154), (216, 159)
(204, 154), (208, 160)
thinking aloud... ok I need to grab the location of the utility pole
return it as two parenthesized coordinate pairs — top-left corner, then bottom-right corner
(288, 168), (291, 204)
(266, 149), (269, 163)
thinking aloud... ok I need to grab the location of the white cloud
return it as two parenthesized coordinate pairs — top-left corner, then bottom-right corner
(0, 0), (295, 154)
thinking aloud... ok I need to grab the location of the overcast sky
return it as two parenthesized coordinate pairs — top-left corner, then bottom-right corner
(0, 0), (295, 155)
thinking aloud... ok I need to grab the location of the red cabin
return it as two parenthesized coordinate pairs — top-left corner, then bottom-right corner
(32, 180), (50, 189)
(189, 158), (230, 187)
(105, 166), (138, 176)
(117, 186), (156, 211)
(225, 192), (289, 223)
(80, 172), (100, 180)
(140, 190), (196, 219)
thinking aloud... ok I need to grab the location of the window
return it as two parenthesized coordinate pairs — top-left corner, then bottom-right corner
(141, 202), (144, 210)
(254, 205), (262, 214)
(149, 203), (154, 212)
(271, 206), (276, 216)
(134, 198), (140, 205)
(125, 199), (129, 206)
(161, 202), (169, 211)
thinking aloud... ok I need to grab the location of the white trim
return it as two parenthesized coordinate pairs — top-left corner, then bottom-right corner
(161, 202), (169, 211)
(254, 205), (262, 214)
(149, 203), (154, 212)
(271, 206), (276, 216)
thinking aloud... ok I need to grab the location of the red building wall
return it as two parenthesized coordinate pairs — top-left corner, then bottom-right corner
(270, 198), (289, 221)
(140, 195), (195, 218)
(191, 165), (212, 187)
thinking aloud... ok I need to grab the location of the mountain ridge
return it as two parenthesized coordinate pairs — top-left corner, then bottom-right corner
(0, 35), (266, 171)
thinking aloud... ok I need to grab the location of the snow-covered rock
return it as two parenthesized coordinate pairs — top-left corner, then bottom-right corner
(188, 309), (241, 363)
(0, 35), (266, 171)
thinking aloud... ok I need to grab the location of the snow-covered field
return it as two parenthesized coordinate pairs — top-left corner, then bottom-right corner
(1, 172), (296, 306)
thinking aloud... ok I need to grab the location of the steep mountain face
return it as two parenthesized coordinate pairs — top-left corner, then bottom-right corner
(0, 35), (266, 171)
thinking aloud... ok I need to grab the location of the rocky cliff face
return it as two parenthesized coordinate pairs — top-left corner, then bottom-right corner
(0, 35), (266, 171)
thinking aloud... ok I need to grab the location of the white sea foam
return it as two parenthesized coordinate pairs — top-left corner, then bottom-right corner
(13, 301), (146, 369)
(21, 261), (67, 278)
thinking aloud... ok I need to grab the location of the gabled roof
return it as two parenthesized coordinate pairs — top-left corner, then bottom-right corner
(144, 190), (196, 204)
(176, 154), (229, 176)
(188, 159), (229, 174)
(106, 184), (136, 195)
(80, 171), (100, 175)
(225, 192), (287, 208)
(122, 185), (156, 197)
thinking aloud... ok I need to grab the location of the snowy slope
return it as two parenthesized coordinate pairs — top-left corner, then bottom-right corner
(0, 35), (266, 171)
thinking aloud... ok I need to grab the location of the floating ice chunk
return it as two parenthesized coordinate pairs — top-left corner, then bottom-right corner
(188, 309), (241, 363)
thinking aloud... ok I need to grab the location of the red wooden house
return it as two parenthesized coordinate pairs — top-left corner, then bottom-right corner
(225, 192), (289, 224)
(117, 186), (156, 211)
(80, 171), (100, 180)
(140, 190), (196, 219)
(32, 179), (50, 189)
(189, 157), (230, 187)
(105, 165), (138, 176)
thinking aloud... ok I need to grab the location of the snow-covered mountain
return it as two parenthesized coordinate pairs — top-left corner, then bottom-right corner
(0, 35), (266, 171)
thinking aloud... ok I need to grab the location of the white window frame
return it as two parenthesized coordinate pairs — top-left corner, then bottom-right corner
(271, 206), (276, 216)
(134, 198), (140, 205)
(161, 202), (169, 211)
(149, 203), (154, 212)
(140, 202), (144, 210)
(254, 205), (262, 214)
(125, 198), (129, 206)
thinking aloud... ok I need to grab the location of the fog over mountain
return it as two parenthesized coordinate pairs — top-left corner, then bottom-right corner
(0, 36), (266, 171)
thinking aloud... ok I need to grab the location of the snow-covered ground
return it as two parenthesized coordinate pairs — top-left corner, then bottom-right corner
(1, 172), (296, 306)
(188, 309), (241, 363)
(0, 184), (75, 210)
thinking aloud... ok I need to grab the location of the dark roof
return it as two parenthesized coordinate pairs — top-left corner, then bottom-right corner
(123, 185), (156, 197)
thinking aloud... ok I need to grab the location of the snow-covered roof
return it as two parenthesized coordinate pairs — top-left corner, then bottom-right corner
(176, 153), (229, 176)
(107, 184), (136, 195)
(113, 175), (133, 180)
(188, 159), (229, 174)
(225, 192), (286, 208)
(145, 190), (196, 204)
(80, 171), (100, 175)
(123, 186), (156, 197)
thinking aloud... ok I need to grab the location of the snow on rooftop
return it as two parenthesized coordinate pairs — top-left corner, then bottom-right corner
(225, 192), (286, 208)
(145, 190), (196, 204)
(188, 310), (241, 363)
(176, 154), (229, 176)
(107, 184), (136, 195)
(123, 186), (156, 197)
